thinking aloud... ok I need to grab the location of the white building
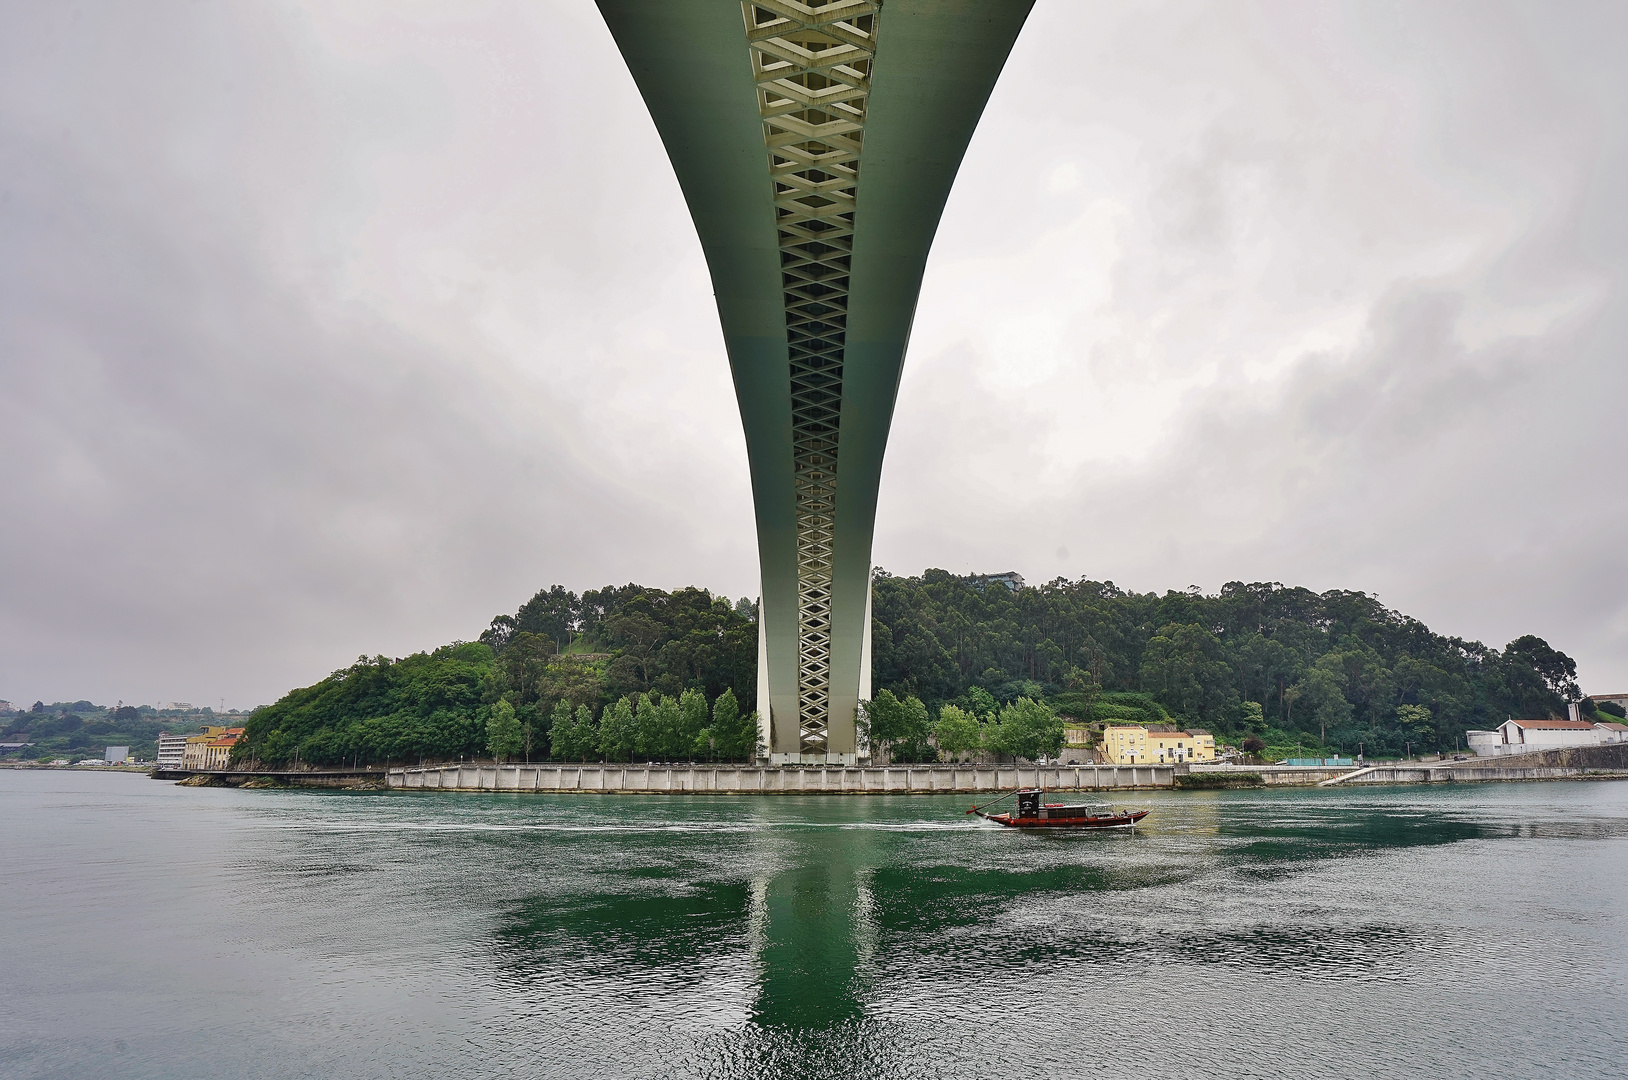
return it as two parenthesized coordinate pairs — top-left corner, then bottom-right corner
(1469, 717), (1627, 756)
(155, 733), (188, 769)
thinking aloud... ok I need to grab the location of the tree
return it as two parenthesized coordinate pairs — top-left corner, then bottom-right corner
(1505, 635), (1581, 702)
(862, 690), (933, 762)
(514, 584), (579, 649)
(983, 698), (1064, 762)
(966, 686), (998, 719)
(678, 688), (709, 760)
(1396, 704), (1434, 746)
(599, 697), (637, 762)
(635, 693), (683, 760)
(486, 699), (524, 764)
(499, 632), (557, 706)
(1293, 659), (1353, 739)
(706, 688), (759, 760)
(545, 699), (573, 761)
(478, 614), (516, 652)
(538, 660), (605, 715)
(553, 703), (599, 762)
(933, 704), (982, 762)
(1138, 623), (1236, 724)
(708, 687), (736, 758)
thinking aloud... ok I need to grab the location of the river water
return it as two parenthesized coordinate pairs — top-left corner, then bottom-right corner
(2, 771), (1625, 1079)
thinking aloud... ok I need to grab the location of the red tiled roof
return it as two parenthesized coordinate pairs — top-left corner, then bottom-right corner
(1596, 722), (1628, 732)
(1510, 718), (1594, 730)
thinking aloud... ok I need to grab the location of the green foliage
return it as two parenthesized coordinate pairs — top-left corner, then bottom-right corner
(678, 689), (709, 759)
(598, 697), (637, 762)
(1084, 692), (1172, 728)
(966, 686), (998, 718)
(634, 694), (682, 760)
(486, 700), (524, 763)
(933, 705), (982, 761)
(1138, 623), (1237, 722)
(1504, 635), (1581, 700)
(861, 689), (934, 762)
(482, 583), (756, 710)
(1293, 663), (1353, 732)
(0, 702), (224, 762)
(982, 698), (1065, 762)
(552, 703), (599, 762)
(542, 699), (572, 759)
(239, 643), (496, 767)
(232, 569), (1588, 768)
(1396, 704), (1434, 739)
(698, 687), (758, 760)
(870, 570), (1578, 757)
(1176, 772), (1263, 789)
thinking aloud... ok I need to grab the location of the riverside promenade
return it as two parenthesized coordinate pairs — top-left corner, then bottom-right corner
(386, 762), (1175, 794)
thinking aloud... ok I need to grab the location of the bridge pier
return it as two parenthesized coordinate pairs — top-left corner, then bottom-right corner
(599, 1), (1035, 761)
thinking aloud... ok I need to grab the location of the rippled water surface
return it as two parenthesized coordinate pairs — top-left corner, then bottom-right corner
(3, 771), (1626, 1079)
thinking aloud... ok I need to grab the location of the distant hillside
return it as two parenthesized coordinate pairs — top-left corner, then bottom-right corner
(870, 571), (1583, 758)
(233, 571), (1588, 767)
(0, 703), (225, 761)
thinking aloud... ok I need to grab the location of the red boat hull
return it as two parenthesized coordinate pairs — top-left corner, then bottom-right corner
(978, 808), (1148, 830)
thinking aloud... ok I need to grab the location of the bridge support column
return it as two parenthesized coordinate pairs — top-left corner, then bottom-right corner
(599, 1), (1033, 762)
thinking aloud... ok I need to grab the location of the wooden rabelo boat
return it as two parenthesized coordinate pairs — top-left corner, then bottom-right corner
(968, 788), (1148, 830)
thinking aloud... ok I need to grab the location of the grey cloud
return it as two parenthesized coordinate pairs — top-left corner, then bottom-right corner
(878, 0), (1628, 687)
(0, 2), (753, 707)
(3, 0), (1624, 706)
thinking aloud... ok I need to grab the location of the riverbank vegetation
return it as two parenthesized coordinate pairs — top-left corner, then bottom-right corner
(228, 571), (1591, 768)
(0, 702), (228, 762)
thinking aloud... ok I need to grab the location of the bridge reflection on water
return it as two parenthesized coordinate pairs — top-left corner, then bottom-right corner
(18, 774), (1620, 1080)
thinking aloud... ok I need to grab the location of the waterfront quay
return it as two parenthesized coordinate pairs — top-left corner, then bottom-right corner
(144, 743), (1628, 794)
(387, 762), (1174, 794)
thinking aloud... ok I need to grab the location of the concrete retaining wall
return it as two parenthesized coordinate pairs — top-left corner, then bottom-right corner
(1343, 764), (1628, 784)
(1189, 765), (1355, 786)
(386, 763), (1175, 794)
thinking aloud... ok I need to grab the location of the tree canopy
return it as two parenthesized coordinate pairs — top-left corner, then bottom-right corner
(226, 570), (1588, 767)
(870, 571), (1582, 757)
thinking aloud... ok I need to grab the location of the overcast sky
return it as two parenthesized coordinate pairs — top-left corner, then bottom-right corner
(2, 0), (1624, 709)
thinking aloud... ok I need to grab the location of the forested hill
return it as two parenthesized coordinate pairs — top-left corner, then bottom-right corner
(235, 571), (1588, 767)
(870, 571), (1582, 756)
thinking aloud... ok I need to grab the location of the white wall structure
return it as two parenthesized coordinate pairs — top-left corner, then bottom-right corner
(1494, 717), (1600, 751)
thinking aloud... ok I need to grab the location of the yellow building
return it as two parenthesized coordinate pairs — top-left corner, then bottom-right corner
(1100, 726), (1215, 764)
(180, 726), (244, 770)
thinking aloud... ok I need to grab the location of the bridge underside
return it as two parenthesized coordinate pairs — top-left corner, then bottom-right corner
(599, 0), (1032, 762)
